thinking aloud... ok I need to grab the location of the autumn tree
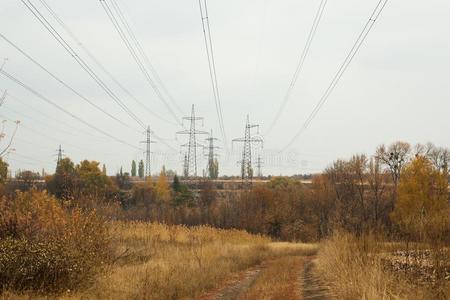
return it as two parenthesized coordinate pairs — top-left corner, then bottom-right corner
(138, 160), (144, 178)
(0, 158), (8, 184)
(116, 167), (131, 190)
(172, 175), (194, 207)
(391, 156), (449, 243)
(16, 170), (41, 191)
(366, 157), (391, 229)
(75, 160), (111, 196)
(46, 158), (76, 200)
(208, 159), (219, 179)
(154, 169), (170, 203)
(131, 160), (137, 177)
(376, 141), (411, 208)
(415, 143), (450, 175)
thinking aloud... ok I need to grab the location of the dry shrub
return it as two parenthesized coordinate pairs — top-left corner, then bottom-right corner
(0, 190), (110, 293)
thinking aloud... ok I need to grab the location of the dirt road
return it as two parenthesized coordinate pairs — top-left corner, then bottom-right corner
(198, 256), (330, 300)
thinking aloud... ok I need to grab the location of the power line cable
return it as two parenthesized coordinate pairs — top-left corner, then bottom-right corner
(99, 0), (182, 126)
(35, 0), (178, 126)
(198, 0), (227, 153)
(282, 0), (389, 151)
(4, 90), (101, 139)
(0, 69), (141, 150)
(108, 0), (185, 117)
(0, 112), (95, 152)
(266, 0), (327, 135)
(0, 33), (136, 130)
(20, 0), (146, 129)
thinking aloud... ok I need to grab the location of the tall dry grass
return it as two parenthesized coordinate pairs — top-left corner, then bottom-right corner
(77, 222), (263, 299)
(69, 222), (315, 300)
(316, 232), (401, 299)
(316, 232), (450, 300)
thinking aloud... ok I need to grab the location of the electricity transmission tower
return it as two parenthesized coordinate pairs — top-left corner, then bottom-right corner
(140, 126), (156, 178)
(232, 115), (263, 188)
(57, 145), (64, 164)
(205, 130), (219, 179)
(177, 105), (208, 178)
(54, 145), (65, 169)
(256, 155), (263, 178)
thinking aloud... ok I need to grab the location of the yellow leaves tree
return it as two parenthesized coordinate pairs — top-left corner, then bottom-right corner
(155, 169), (171, 203)
(391, 156), (449, 242)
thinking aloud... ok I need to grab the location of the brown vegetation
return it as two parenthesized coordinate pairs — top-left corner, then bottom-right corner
(0, 190), (110, 292)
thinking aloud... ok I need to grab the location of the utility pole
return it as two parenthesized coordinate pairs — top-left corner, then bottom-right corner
(140, 126), (156, 179)
(205, 130), (219, 179)
(256, 155), (263, 178)
(177, 105), (208, 178)
(232, 115), (263, 188)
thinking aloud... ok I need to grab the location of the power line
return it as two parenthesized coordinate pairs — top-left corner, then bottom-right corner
(198, 0), (228, 153)
(0, 69), (141, 151)
(34, 0), (178, 127)
(2, 105), (85, 139)
(20, 0), (146, 129)
(4, 91), (102, 140)
(0, 33), (135, 130)
(0, 112), (94, 153)
(99, 0), (182, 126)
(265, 0), (328, 135)
(282, 0), (389, 151)
(108, 0), (185, 117)
(6, 156), (53, 169)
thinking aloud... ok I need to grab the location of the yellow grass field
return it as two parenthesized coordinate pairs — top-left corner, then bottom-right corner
(0, 222), (316, 300)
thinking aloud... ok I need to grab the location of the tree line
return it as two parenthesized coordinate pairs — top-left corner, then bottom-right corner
(0, 141), (448, 244)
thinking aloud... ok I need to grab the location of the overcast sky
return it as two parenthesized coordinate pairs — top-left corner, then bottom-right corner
(0, 0), (449, 176)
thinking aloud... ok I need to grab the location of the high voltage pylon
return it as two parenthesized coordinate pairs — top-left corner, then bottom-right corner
(56, 145), (64, 167)
(140, 126), (156, 178)
(177, 105), (208, 178)
(256, 155), (263, 178)
(183, 153), (189, 178)
(205, 130), (219, 179)
(233, 115), (263, 188)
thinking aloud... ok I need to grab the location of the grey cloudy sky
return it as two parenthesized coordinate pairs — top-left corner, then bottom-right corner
(0, 0), (449, 176)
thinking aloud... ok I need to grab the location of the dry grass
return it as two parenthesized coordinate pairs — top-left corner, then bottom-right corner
(71, 222), (317, 300)
(1, 220), (319, 299)
(316, 232), (450, 300)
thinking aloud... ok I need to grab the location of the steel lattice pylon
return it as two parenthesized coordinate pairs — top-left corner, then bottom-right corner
(233, 115), (263, 188)
(141, 126), (156, 178)
(177, 105), (208, 178)
(205, 130), (219, 179)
